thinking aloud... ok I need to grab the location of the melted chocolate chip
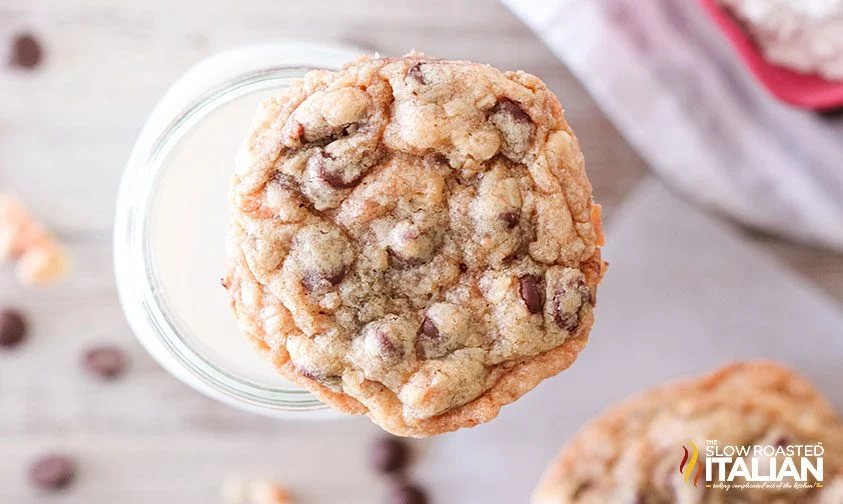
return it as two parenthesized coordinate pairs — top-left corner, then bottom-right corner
(29, 455), (75, 491)
(371, 437), (410, 473)
(499, 211), (520, 229)
(431, 153), (449, 165)
(388, 483), (428, 504)
(518, 275), (544, 314)
(0, 309), (27, 348)
(297, 367), (322, 381)
(10, 33), (43, 69)
(458, 263), (468, 273)
(387, 249), (426, 269)
(416, 315), (442, 360)
(420, 316), (440, 340)
(83, 346), (127, 379)
(313, 152), (364, 189)
(555, 311), (579, 332)
(406, 63), (426, 85)
(375, 330), (403, 358)
(493, 98), (531, 123)
(553, 278), (592, 331)
(302, 268), (346, 292)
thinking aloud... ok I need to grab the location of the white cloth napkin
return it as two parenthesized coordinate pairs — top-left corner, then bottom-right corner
(500, 0), (843, 250)
(418, 178), (843, 503)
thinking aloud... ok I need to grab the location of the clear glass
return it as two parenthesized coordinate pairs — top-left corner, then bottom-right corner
(114, 43), (364, 419)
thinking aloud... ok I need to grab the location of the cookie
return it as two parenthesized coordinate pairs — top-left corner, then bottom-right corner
(533, 362), (843, 503)
(224, 53), (605, 436)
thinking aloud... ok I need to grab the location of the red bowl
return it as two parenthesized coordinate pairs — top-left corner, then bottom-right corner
(698, 0), (843, 110)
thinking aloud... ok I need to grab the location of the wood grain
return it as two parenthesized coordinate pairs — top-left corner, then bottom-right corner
(0, 0), (840, 502)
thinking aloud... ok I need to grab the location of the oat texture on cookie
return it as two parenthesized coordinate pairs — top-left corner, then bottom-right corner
(224, 54), (605, 436)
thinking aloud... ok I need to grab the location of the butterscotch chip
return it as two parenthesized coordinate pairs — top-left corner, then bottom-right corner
(225, 53), (605, 437)
(532, 362), (843, 503)
(0, 194), (70, 286)
(223, 478), (293, 504)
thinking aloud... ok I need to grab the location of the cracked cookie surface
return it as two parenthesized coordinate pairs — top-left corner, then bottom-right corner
(224, 53), (605, 436)
(532, 362), (843, 503)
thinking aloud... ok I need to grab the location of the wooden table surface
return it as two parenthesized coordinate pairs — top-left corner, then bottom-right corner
(1, 0), (841, 502)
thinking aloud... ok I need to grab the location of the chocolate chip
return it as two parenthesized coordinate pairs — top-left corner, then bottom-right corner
(431, 153), (449, 165)
(492, 98), (531, 124)
(388, 483), (428, 504)
(416, 315), (442, 360)
(313, 152), (364, 189)
(555, 311), (578, 331)
(375, 330), (403, 358)
(518, 275), (544, 314)
(0, 309), (27, 348)
(371, 437), (410, 474)
(302, 267), (346, 291)
(387, 249), (426, 269)
(458, 263), (468, 273)
(553, 278), (591, 331)
(29, 454), (75, 491)
(420, 316), (439, 340)
(406, 63), (426, 85)
(83, 346), (127, 379)
(10, 33), (43, 69)
(499, 211), (520, 229)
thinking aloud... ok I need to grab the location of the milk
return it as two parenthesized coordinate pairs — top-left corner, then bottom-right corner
(147, 90), (292, 388)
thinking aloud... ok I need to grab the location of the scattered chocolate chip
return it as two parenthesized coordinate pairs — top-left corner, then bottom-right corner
(302, 268), (346, 292)
(406, 63), (426, 85)
(817, 107), (843, 119)
(387, 249), (425, 269)
(375, 330), (403, 358)
(371, 437), (410, 474)
(10, 33), (43, 69)
(419, 316), (440, 340)
(29, 454), (75, 491)
(0, 309), (27, 348)
(518, 275), (544, 314)
(431, 153), (449, 165)
(555, 311), (579, 332)
(83, 346), (127, 379)
(492, 98), (531, 123)
(458, 263), (468, 273)
(313, 152), (364, 189)
(416, 315), (442, 360)
(553, 278), (591, 331)
(388, 483), (428, 504)
(296, 367), (322, 382)
(499, 211), (520, 229)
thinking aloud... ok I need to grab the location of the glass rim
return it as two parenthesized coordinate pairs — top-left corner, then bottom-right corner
(115, 65), (330, 413)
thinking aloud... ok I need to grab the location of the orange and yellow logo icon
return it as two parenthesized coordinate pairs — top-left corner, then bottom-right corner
(680, 441), (704, 487)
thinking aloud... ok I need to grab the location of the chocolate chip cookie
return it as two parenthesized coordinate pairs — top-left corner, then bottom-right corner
(224, 53), (605, 436)
(533, 362), (843, 503)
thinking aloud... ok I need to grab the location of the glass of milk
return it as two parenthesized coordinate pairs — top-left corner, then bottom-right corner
(114, 42), (365, 418)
